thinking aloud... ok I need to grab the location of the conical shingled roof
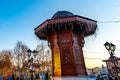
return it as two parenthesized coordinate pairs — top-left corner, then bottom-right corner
(52, 11), (74, 19)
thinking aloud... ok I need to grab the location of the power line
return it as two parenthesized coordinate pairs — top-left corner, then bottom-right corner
(98, 20), (120, 23)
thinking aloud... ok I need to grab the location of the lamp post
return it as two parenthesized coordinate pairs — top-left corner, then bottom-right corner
(27, 49), (38, 80)
(104, 42), (119, 79)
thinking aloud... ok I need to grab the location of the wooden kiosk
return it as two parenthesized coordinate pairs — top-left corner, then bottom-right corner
(34, 11), (97, 77)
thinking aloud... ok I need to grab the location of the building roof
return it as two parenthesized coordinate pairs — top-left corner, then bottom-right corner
(34, 11), (97, 40)
(51, 11), (74, 19)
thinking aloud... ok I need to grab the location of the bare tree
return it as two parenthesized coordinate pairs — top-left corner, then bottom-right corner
(11, 41), (52, 76)
(35, 43), (52, 73)
(12, 41), (28, 75)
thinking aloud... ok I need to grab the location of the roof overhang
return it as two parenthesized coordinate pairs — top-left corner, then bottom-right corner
(34, 15), (97, 40)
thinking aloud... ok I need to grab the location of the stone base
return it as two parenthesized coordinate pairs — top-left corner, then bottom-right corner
(51, 76), (95, 80)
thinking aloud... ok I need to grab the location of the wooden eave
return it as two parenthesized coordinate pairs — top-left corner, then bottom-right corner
(34, 15), (97, 40)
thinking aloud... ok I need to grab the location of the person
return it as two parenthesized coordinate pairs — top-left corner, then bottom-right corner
(41, 72), (45, 80)
(8, 76), (12, 80)
(16, 76), (20, 80)
(12, 74), (15, 80)
(109, 77), (112, 80)
(45, 72), (48, 80)
(109, 77), (115, 80)
(0, 76), (2, 80)
(35, 74), (39, 80)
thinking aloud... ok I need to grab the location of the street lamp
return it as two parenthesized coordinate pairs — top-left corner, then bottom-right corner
(104, 42), (119, 79)
(27, 49), (38, 80)
(104, 42), (116, 56)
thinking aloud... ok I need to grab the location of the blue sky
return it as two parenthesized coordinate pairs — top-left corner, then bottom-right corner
(0, 0), (120, 68)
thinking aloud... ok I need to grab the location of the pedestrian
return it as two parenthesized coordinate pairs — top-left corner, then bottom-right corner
(12, 74), (15, 80)
(8, 76), (12, 80)
(45, 72), (48, 80)
(0, 76), (2, 80)
(41, 72), (45, 80)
